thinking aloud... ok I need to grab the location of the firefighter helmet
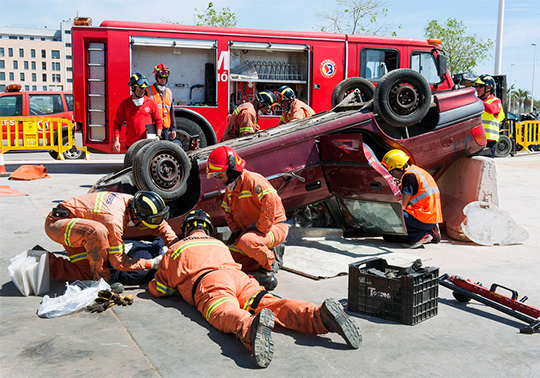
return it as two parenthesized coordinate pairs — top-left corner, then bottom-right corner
(274, 85), (296, 101)
(181, 209), (214, 236)
(153, 63), (170, 78)
(131, 191), (170, 228)
(255, 90), (276, 108)
(381, 149), (410, 171)
(206, 146), (246, 177)
(474, 75), (496, 90)
(128, 73), (149, 88)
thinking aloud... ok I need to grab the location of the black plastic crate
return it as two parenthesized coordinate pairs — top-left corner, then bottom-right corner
(348, 258), (439, 325)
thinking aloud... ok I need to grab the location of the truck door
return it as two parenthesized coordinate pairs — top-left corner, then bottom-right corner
(311, 43), (346, 111)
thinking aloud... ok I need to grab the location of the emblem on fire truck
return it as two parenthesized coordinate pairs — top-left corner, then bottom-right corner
(320, 59), (336, 78)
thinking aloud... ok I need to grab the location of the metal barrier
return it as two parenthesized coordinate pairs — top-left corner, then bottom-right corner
(506, 119), (540, 154)
(0, 117), (89, 160)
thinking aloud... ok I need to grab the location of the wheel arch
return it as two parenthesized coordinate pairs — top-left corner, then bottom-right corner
(174, 108), (217, 145)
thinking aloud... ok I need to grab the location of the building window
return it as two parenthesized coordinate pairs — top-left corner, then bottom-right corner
(42, 86), (47, 90)
(0, 72), (5, 80)
(24, 61), (29, 70)
(24, 85), (29, 90)
(19, 36), (23, 40)
(9, 36), (17, 40)
(67, 67), (72, 72)
(0, 60), (4, 69)
(13, 61), (18, 69)
(32, 85), (37, 90)
(20, 73), (25, 81)
(0, 48), (4, 57)
(41, 49), (46, 58)
(67, 78), (73, 83)
(10, 72), (14, 81)
(8, 48), (13, 57)
(42, 62), (46, 70)
(32, 73), (37, 82)
(66, 43), (72, 47)
(41, 37), (46, 41)
(65, 30), (71, 34)
(52, 62), (61, 71)
(67, 55), (72, 60)
(19, 48), (24, 57)
(52, 74), (61, 83)
(31, 49), (36, 58)
(42, 74), (47, 82)
(31, 61), (36, 70)
(30, 37), (35, 41)
(51, 50), (60, 59)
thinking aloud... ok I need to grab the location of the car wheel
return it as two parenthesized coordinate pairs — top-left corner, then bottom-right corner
(494, 135), (512, 158)
(174, 117), (208, 150)
(132, 140), (191, 201)
(124, 139), (155, 168)
(331, 77), (375, 108)
(48, 127), (84, 160)
(374, 69), (431, 128)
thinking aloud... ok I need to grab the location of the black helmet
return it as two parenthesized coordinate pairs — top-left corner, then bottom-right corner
(131, 191), (169, 226)
(274, 85), (296, 101)
(182, 209), (214, 236)
(255, 90), (276, 108)
(128, 73), (149, 88)
(474, 75), (496, 90)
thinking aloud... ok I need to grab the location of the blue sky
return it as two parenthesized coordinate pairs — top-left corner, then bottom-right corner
(1, 0), (539, 102)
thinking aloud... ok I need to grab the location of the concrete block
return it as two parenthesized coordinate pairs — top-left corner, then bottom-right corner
(436, 156), (498, 241)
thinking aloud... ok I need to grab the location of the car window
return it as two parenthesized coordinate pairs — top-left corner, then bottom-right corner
(28, 94), (64, 115)
(411, 51), (439, 84)
(64, 94), (74, 111)
(0, 94), (23, 116)
(359, 48), (399, 81)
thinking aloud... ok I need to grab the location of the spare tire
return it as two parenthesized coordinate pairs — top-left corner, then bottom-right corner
(132, 141), (191, 201)
(374, 69), (431, 127)
(495, 135), (512, 158)
(124, 139), (155, 168)
(331, 77), (375, 108)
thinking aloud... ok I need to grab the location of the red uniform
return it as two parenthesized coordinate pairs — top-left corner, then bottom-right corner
(44, 192), (177, 282)
(222, 170), (288, 271)
(113, 96), (163, 147)
(148, 230), (328, 349)
(221, 101), (259, 141)
(278, 99), (315, 125)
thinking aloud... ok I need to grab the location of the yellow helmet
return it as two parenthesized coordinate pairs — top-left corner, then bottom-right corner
(382, 149), (410, 171)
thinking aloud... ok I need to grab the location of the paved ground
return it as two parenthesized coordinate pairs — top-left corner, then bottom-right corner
(1, 151), (539, 378)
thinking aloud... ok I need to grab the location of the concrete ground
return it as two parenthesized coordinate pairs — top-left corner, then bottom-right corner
(0, 151), (539, 378)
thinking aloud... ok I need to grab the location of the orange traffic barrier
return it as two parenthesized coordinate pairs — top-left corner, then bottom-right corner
(0, 150), (10, 177)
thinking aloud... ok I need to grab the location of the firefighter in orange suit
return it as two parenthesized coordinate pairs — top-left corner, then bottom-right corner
(206, 145), (287, 290)
(44, 191), (178, 283)
(381, 149), (443, 249)
(221, 90), (276, 141)
(148, 63), (177, 142)
(148, 210), (361, 368)
(274, 85), (315, 125)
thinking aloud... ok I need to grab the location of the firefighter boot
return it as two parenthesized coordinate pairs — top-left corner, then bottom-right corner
(272, 244), (285, 271)
(320, 298), (362, 349)
(250, 308), (275, 368)
(250, 269), (278, 291)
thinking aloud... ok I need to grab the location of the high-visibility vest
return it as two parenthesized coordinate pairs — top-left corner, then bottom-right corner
(148, 84), (173, 129)
(481, 96), (505, 142)
(401, 165), (443, 224)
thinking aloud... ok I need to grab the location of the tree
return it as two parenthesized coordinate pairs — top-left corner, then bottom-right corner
(315, 0), (400, 36)
(424, 18), (493, 74)
(193, 2), (237, 28)
(515, 89), (530, 113)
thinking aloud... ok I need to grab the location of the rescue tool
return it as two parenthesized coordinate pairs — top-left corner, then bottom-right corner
(439, 274), (540, 334)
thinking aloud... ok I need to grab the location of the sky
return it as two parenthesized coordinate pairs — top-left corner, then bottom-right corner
(1, 0), (539, 104)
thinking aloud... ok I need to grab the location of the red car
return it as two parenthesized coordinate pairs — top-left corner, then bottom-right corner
(93, 70), (486, 237)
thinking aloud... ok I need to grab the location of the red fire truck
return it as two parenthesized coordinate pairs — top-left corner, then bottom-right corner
(71, 19), (452, 153)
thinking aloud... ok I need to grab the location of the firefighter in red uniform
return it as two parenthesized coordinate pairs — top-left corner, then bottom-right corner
(44, 191), (178, 283)
(113, 73), (163, 152)
(381, 149), (443, 249)
(148, 210), (361, 368)
(147, 64), (177, 142)
(221, 90), (276, 141)
(274, 85), (315, 125)
(206, 146), (287, 290)
(474, 75), (505, 158)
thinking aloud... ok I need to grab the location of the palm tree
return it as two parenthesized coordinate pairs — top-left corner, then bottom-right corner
(515, 89), (530, 113)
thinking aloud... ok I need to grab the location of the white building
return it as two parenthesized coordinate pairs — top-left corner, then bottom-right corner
(0, 20), (73, 92)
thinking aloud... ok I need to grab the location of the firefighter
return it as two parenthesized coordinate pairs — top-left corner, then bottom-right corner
(474, 75), (505, 158)
(113, 73), (163, 152)
(148, 64), (177, 142)
(221, 90), (276, 141)
(274, 85), (315, 125)
(381, 149), (443, 249)
(206, 145), (287, 291)
(148, 210), (361, 368)
(44, 191), (178, 283)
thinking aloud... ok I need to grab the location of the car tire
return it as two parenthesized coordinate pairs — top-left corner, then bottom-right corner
(495, 135), (512, 158)
(48, 127), (84, 160)
(174, 117), (208, 150)
(331, 77), (375, 108)
(124, 139), (155, 168)
(132, 140), (191, 201)
(374, 69), (431, 128)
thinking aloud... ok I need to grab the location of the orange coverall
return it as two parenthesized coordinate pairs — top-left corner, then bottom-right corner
(221, 101), (259, 141)
(222, 170), (288, 271)
(278, 99), (315, 125)
(148, 230), (329, 349)
(44, 192), (178, 282)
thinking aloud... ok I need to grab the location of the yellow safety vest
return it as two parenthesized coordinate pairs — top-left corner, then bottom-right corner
(481, 96), (505, 142)
(148, 85), (173, 129)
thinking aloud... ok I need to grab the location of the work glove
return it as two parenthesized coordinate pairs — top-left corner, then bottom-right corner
(149, 255), (163, 270)
(86, 290), (134, 312)
(227, 230), (243, 246)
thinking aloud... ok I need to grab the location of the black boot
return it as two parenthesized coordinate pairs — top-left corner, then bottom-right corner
(272, 244), (285, 271)
(249, 269), (278, 291)
(320, 298), (362, 349)
(250, 308), (275, 368)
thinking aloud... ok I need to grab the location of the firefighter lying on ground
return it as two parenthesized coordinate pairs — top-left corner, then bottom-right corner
(381, 149), (443, 249)
(148, 210), (361, 368)
(206, 145), (287, 291)
(274, 85), (315, 125)
(44, 191), (178, 284)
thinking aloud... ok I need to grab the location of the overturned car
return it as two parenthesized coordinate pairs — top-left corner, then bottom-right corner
(93, 70), (487, 237)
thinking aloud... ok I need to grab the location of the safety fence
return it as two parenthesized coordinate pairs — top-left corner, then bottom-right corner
(1, 117), (89, 160)
(505, 120), (540, 154)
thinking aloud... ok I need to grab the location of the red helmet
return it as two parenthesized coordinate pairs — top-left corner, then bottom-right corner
(153, 63), (170, 78)
(206, 146), (246, 178)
